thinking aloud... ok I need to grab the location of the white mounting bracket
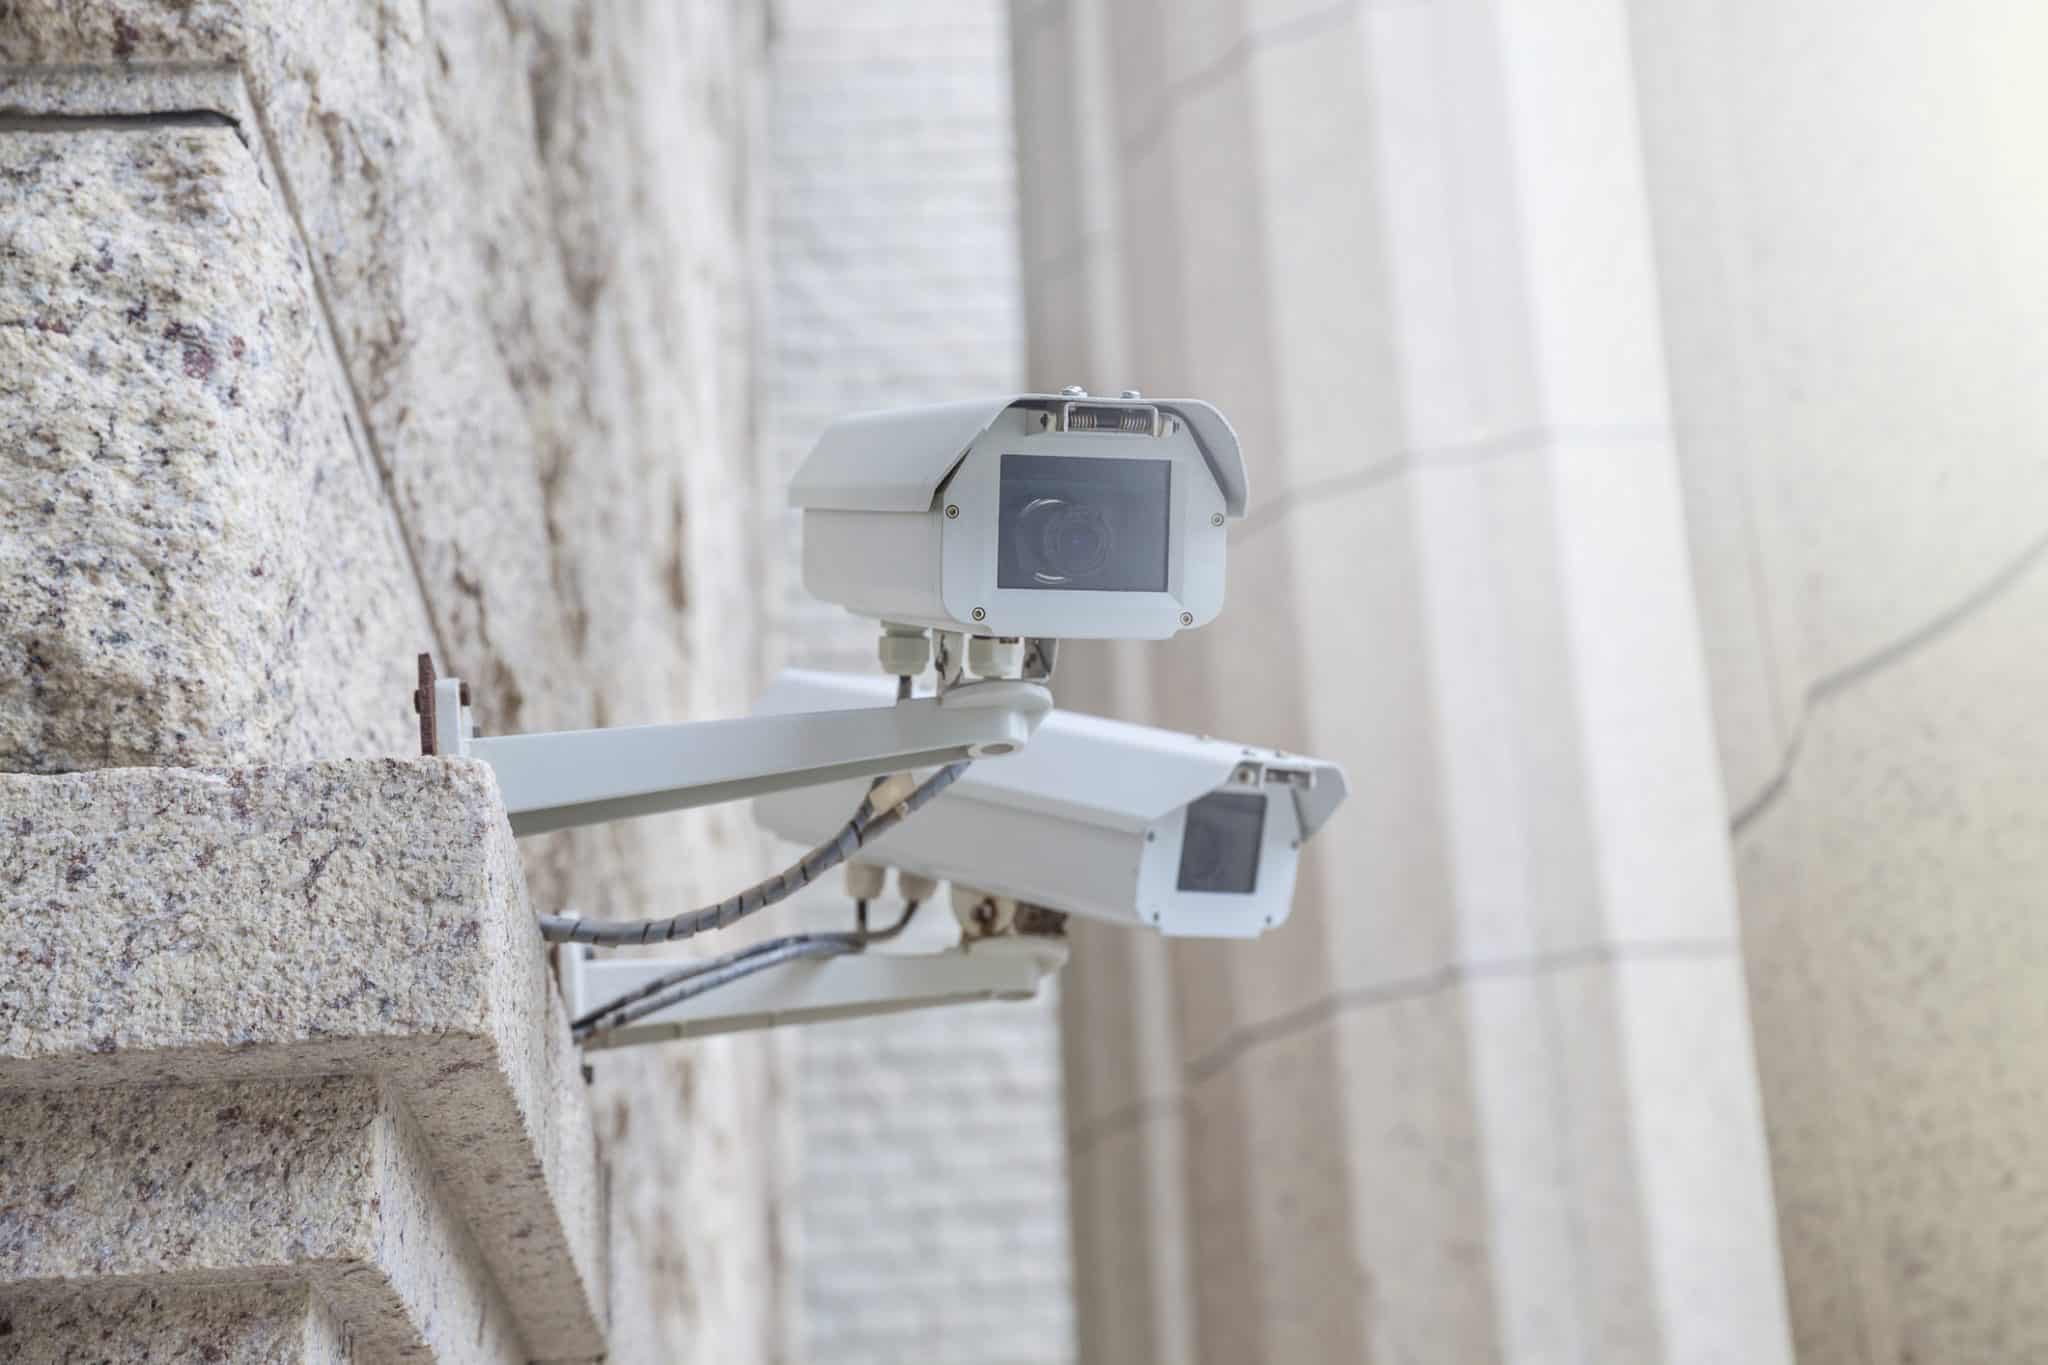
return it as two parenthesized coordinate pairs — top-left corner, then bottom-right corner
(560, 935), (1069, 1050)
(413, 653), (1053, 836)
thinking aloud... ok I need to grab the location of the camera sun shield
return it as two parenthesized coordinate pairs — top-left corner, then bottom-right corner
(790, 395), (1245, 641)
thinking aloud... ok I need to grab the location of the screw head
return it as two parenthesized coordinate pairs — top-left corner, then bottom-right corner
(1061, 384), (1087, 397)
(1210, 511), (1225, 527)
(1120, 388), (1142, 399)
(946, 503), (960, 519)
(972, 607), (987, 622)
(1179, 611), (1195, 627)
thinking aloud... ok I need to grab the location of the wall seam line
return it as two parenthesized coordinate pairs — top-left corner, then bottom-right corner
(1730, 516), (2048, 836)
(1067, 936), (1738, 1153)
(1119, 0), (1387, 164)
(1230, 422), (1671, 542)
(230, 66), (457, 672)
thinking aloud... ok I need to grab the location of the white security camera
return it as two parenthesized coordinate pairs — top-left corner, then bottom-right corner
(752, 671), (1347, 938)
(790, 391), (1247, 640)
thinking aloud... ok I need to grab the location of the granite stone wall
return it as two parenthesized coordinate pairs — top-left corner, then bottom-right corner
(1, 4), (789, 1359)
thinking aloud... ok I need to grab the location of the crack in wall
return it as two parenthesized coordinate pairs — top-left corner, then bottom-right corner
(1229, 421), (1671, 543)
(1068, 935), (1736, 1154)
(1730, 516), (2048, 837)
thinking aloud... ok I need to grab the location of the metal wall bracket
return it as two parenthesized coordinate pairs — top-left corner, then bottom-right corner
(560, 935), (1069, 1050)
(413, 653), (1053, 837)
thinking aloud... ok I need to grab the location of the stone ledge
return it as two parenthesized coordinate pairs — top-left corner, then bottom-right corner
(0, 1077), (520, 1364)
(0, 759), (604, 1360)
(0, 1282), (348, 1365)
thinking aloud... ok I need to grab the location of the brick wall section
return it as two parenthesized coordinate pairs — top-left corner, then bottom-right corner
(758, 2), (1078, 1361)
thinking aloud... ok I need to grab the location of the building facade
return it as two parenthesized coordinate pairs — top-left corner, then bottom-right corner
(9, 1), (2048, 1361)
(1012, 1), (2048, 1362)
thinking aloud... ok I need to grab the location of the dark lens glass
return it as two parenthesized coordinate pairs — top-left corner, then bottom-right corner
(997, 453), (1171, 592)
(1176, 792), (1266, 894)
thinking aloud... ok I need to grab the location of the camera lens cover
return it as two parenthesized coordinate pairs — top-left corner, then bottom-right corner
(1176, 791), (1266, 894)
(997, 453), (1171, 592)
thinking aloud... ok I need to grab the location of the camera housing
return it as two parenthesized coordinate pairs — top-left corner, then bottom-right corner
(790, 393), (1247, 639)
(752, 671), (1347, 938)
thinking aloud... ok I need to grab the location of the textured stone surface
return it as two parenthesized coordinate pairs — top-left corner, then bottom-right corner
(1730, 552), (2048, 1362)
(0, 1077), (521, 1364)
(0, 1283), (347, 1365)
(1623, 3), (2048, 1358)
(0, 124), (430, 771)
(1, 4), (790, 1356)
(0, 759), (601, 1360)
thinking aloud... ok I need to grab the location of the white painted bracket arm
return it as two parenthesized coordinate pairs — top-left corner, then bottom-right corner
(427, 670), (1052, 837)
(561, 936), (1070, 1050)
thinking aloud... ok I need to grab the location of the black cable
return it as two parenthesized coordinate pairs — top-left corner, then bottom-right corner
(572, 898), (920, 1033)
(574, 899), (923, 1042)
(538, 760), (968, 946)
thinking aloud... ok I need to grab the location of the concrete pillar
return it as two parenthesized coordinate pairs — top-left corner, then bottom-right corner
(1628, 3), (2048, 1358)
(1010, 1), (1793, 1360)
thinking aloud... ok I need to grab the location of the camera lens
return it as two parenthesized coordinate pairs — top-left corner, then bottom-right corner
(1176, 792), (1266, 894)
(997, 453), (1171, 592)
(1180, 825), (1226, 885)
(1019, 499), (1113, 583)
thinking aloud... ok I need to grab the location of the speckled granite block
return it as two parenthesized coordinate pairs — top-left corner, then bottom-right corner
(1, 18), (788, 1359)
(0, 1282), (347, 1365)
(0, 759), (604, 1360)
(0, 121), (432, 771)
(0, 1078), (519, 1364)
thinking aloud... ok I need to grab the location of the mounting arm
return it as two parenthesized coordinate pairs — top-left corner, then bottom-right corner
(414, 654), (1052, 837)
(560, 934), (1069, 1050)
